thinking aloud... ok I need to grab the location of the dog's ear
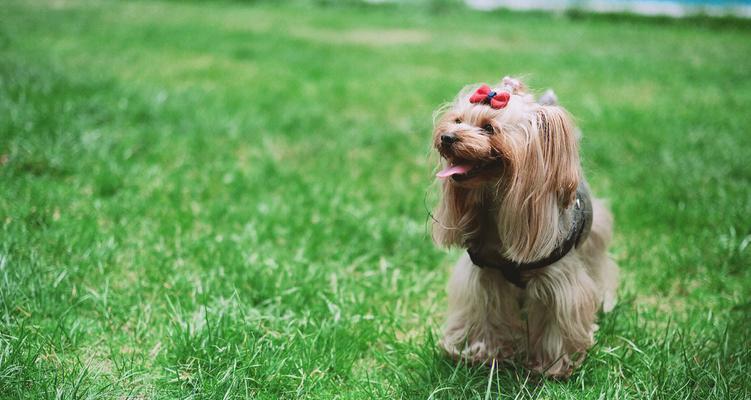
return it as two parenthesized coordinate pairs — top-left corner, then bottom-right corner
(537, 89), (558, 106)
(536, 105), (580, 208)
(496, 104), (581, 262)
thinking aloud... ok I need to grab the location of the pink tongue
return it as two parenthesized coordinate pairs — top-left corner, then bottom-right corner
(436, 164), (472, 179)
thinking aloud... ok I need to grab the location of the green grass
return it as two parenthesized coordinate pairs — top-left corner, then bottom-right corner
(1, 0), (750, 398)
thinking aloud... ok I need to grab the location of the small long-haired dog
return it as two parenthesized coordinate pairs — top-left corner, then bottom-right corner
(431, 77), (619, 378)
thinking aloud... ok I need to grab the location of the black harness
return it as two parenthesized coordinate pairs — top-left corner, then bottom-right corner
(467, 182), (593, 289)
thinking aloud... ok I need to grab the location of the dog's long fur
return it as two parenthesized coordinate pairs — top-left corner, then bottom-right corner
(432, 78), (619, 377)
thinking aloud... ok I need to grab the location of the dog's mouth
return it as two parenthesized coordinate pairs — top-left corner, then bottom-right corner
(436, 160), (498, 181)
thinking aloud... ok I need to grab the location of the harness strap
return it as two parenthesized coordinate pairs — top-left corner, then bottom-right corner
(468, 182), (593, 289)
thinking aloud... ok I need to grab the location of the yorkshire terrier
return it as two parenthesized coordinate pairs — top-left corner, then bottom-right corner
(431, 77), (619, 378)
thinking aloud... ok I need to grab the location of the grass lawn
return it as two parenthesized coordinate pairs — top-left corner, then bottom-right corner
(1, 0), (750, 398)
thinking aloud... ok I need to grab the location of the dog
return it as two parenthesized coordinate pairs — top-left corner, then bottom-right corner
(431, 77), (619, 378)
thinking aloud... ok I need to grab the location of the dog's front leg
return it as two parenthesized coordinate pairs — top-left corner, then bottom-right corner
(440, 253), (522, 364)
(525, 260), (599, 378)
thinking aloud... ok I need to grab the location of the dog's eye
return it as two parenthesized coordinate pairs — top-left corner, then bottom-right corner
(482, 123), (494, 134)
(454, 118), (462, 124)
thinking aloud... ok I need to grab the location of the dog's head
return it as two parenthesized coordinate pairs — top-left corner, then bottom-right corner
(432, 77), (582, 257)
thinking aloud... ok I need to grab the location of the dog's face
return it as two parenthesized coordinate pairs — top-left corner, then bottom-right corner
(433, 79), (577, 196)
(432, 78), (583, 256)
(433, 105), (508, 188)
(432, 79), (533, 189)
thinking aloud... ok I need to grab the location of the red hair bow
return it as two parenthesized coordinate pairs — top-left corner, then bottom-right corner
(469, 84), (510, 109)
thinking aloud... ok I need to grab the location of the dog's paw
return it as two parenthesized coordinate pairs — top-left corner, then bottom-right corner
(527, 357), (573, 379)
(461, 341), (494, 364)
(440, 337), (514, 365)
(527, 351), (587, 379)
(531, 362), (572, 379)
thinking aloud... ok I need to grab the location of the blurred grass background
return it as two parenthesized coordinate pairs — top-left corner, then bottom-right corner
(1, 0), (750, 398)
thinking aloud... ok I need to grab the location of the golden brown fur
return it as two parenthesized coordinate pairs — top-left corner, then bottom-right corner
(432, 78), (619, 378)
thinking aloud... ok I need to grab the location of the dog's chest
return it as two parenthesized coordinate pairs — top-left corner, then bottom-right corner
(466, 204), (504, 260)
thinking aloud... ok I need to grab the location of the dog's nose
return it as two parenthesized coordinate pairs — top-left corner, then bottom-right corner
(441, 133), (458, 145)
